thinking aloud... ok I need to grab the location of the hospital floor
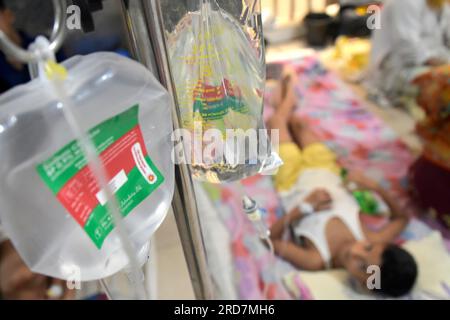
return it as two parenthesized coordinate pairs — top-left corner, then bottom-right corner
(152, 39), (423, 300)
(153, 210), (195, 299)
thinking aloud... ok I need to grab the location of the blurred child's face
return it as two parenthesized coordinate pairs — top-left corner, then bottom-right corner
(0, 8), (15, 34)
(341, 240), (385, 286)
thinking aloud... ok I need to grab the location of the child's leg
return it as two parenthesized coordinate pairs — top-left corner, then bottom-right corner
(271, 74), (320, 150)
(268, 75), (305, 192)
(267, 75), (297, 144)
(271, 65), (298, 108)
(289, 116), (321, 149)
(267, 114), (293, 144)
(288, 116), (341, 175)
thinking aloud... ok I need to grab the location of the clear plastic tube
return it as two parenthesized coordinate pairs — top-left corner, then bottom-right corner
(99, 278), (114, 300)
(241, 192), (277, 300)
(261, 237), (275, 299)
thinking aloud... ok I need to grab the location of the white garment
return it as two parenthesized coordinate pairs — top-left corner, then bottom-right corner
(371, 0), (450, 70)
(279, 169), (365, 269)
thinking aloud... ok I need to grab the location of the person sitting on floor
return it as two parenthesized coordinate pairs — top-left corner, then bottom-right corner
(268, 75), (418, 298)
(408, 65), (450, 231)
(369, 0), (450, 109)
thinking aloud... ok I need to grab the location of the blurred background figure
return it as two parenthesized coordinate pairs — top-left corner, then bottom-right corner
(0, 0), (67, 93)
(366, 0), (450, 230)
(369, 0), (450, 109)
(364, 0), (450, 226)
(0, 0), (37, 92)
(409, 65), (450, 230)
(0, 0), (129, 94)
(0, 239), (75, 299)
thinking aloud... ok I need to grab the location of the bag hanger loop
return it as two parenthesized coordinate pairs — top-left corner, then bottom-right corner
(0, 0), (67, 63)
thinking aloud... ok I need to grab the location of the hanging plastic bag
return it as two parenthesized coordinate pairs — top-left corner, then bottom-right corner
(0, 51), (174, 281)
(167, 0), (281, 183)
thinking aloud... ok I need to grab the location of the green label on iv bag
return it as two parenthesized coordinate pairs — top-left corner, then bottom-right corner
(36, 105), (165, 249)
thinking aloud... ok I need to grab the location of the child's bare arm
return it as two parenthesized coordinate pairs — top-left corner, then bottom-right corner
(348, 171), (409, 243)
(364, 186), (409, 244)
(272, 239), (324, 270)
(269, 208), (302, 241)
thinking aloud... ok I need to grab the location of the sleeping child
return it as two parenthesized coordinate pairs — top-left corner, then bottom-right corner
(268, 75), (418, 298)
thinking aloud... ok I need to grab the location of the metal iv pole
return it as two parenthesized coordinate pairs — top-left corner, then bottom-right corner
(119, 0), (215, 300)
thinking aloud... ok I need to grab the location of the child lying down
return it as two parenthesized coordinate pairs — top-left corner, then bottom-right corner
(268, 75), (417, 298)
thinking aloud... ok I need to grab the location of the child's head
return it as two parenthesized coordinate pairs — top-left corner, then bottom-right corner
(340, 240), (418, 297)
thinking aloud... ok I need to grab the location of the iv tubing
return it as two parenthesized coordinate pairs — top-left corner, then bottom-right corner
(237, 182), (277, 300)
(99, 279), (114, 300)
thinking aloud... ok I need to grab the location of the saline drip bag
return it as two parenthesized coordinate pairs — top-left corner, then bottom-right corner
(167, 0), (282, 183)
(0, 51), (174, 281)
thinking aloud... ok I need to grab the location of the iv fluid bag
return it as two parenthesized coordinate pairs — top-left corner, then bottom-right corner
(0, 53), (174, 281)
(167, 0), (281, 183)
